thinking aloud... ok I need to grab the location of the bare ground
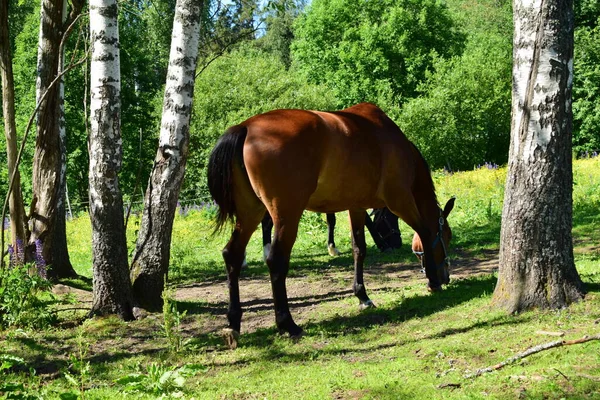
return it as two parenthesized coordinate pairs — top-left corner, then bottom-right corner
(174, 249), (499, 336)
(53, 248), (499, 341)
(26, 248), (502, 380)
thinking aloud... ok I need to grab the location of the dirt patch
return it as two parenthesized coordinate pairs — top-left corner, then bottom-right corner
(171, 250), (499, 336)
(47, 250), (499, 364)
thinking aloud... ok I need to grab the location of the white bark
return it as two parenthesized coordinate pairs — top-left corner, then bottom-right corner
(130, 0), (203, 310)
(89, 0), (134, 319)
(158, 0), (201, 155)
(511, 0), (574, 161)
(89, 0), (122, 212)
(493, 0), (583, 312)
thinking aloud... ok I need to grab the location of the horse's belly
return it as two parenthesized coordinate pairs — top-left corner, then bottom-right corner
(305, 178), (383, 213)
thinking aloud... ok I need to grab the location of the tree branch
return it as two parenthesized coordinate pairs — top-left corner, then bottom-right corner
(465, 334), (600, 379)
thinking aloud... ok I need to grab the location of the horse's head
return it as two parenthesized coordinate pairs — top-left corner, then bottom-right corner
(411, 197), (455, 291)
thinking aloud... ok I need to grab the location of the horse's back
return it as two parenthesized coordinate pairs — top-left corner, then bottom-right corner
(239, 103), (416, 213)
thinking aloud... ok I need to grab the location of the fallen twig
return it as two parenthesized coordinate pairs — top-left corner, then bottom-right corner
(437, 382), (461, 389)
(465, 333), (600, 379)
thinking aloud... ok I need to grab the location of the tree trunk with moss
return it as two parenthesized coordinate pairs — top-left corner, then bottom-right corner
(492, 0), (585, 312)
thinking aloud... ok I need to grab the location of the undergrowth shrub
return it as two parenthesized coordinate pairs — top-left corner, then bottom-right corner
(0, 264), (56, 329)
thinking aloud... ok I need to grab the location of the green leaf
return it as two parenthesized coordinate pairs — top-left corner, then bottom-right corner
(114, 373), (146, 385)
(58, 392), (80, 400)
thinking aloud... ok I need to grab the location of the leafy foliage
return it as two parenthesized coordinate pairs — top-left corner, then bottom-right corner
(399, 34), (512, 170)
(184, 47), (337, 200)
(161, 285), (187, 352)
(115, 363), (205, 396)
(573, 13), (600, 155)
(292, 0), (465, 108)
(396, 0), (512, 170)
(0, 264), (55, 329)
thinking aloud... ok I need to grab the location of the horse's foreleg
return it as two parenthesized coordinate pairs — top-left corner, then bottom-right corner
(326, 213), (340, 256)
(267, 216), (303, 338)
(349, 210), (374, 309)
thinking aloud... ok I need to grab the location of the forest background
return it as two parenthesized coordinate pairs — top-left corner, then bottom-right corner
(2, 0), (599, 216)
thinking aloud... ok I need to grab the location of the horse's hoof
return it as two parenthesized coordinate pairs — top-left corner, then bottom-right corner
(359, 300), (376, 310)
(222, 328), (240, 349)
(290, 329), (305, 342)
(328, 244), (340, 257)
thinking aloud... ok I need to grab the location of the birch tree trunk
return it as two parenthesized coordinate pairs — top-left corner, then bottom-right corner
(130, 0), (203, 311)
(89, 0), (135, 320)
(30, 0), (81, 278)
(0, 0), (28, 253)
(492, 0), (585, 312)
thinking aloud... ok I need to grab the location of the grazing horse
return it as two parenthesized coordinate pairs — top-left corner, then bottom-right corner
(208, 102), (454, 346)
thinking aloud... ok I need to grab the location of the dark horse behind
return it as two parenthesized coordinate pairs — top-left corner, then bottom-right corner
(208, 103), (454, 348)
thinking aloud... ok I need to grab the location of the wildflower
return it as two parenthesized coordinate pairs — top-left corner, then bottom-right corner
(34, 239), (48, 279)
(7, 244), (15, 266)
(15, 239), (25, 266)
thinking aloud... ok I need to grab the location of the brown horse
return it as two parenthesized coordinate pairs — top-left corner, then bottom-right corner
(208, 103), (454, 346)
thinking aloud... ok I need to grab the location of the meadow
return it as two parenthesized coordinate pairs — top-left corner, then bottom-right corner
(1, 157), (599, 399)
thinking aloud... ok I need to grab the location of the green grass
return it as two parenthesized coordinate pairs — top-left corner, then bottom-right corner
(2, 158), (600, 399)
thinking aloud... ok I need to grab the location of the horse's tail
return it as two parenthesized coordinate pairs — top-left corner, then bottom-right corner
(207, 125), (248, 233)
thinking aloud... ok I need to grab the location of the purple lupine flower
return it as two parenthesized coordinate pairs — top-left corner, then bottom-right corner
(15, 239), (25, 266)
(34, 239), (48, 279)
(3, 217), (10, 230)
(7, 244), (15, 267)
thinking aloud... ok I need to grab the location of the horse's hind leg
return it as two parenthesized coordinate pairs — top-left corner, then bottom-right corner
(267, 210), (303, 338)
(326, 213), (340, 256)
(261, 212), (273, 262)
(222, 208), (264, 348)
(349, 209), (375, 309)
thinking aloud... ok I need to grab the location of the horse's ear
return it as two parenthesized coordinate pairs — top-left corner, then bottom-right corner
(443, 197), (456, 218)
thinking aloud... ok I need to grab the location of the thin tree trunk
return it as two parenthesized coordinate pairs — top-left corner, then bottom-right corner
(130, 0), (203, 311)
(30, 0), (80, 278)
(0, 0), (28, 254)
(492, 0), (584, 312)
(89, 0), (134, 320)
(51, 0), (78, 277)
